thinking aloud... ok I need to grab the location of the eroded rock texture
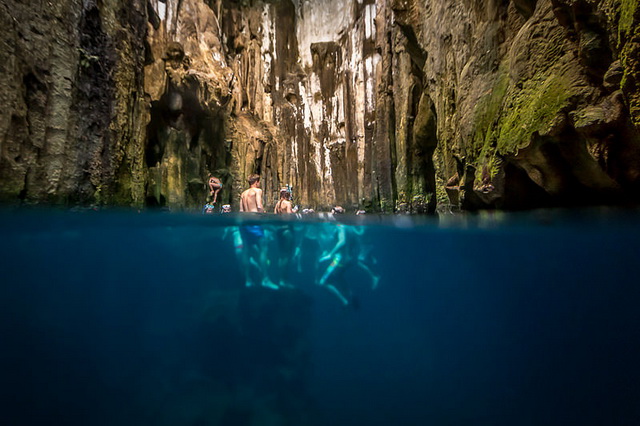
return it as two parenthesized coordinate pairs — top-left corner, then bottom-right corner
(425, 0), (640, 210)
(0, 0), (148, 205)
(0, 0), (639, 211)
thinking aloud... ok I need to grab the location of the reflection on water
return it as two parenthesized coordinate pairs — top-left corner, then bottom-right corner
(1, 208), (639, 426)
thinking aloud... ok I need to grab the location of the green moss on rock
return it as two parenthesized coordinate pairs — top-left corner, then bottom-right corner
(618, 0), (638, 41)
(497, 71), (574, 153)
(471, 67), (510, 159)
(616, 0), (640, 126)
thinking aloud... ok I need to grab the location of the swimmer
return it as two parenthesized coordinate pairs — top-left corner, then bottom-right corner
(202, 202), (216, 214)
(240, 174), (264, 213)
(317, 222), (380, 305)
(207, 175), (222, 204)
(317, 223), (351, 305)
(273, 187), (297, 287)
(274, 187), (294, 214)
(239, 174), (276, 288)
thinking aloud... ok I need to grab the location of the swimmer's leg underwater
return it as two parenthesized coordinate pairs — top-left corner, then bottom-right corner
(317, 253), (351, 306)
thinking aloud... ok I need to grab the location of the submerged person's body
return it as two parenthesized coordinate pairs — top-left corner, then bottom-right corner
(317, 222), (380, 306)
(349, 226), (380, 290)
(237, 174), (277, 289)
(317, 223), (351, 305)
(273, 188), (296, 288)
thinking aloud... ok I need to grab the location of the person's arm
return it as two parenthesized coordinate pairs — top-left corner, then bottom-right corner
(239, 194), (244, 212)
(256, 189), (264, 213)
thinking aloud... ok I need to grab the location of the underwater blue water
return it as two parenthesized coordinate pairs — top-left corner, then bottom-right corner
(1, 208), (640, 426)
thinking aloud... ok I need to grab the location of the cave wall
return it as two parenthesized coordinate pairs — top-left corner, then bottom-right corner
(0, 0), (148, 206)
(1, 0), (639, 211)
(412, 0), (640, 210)
(143, 0), (232, 209)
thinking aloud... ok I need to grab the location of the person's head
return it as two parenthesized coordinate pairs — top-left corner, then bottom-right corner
(221, 204), (231, 213)
(280, 188), (291, 200)
(331, 206), (344, 214)
(248, 174), (260, 187)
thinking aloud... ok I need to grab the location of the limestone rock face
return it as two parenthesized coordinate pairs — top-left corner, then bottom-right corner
(1, 0), (639, 211)
(413, 0), (640, 210)
(0, 0), (148, 206)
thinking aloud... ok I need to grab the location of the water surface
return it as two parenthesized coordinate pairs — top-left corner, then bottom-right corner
(1, 208), (639, 425)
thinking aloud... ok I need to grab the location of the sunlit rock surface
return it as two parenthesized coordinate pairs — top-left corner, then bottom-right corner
(0, 0), (639, 211)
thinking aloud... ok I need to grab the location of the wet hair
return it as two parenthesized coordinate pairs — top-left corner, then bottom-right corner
(280, 188), (291, 199)
(248, 174), (260, 185)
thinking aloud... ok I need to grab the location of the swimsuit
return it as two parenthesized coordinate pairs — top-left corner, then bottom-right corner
(240, 225), (264, 245)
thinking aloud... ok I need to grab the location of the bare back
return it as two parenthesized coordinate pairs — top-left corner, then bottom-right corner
(274, 199), (293, 214)
(240, 187), (263, 212)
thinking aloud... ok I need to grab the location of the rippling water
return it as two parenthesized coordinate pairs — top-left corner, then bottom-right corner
(1, 208), (639, 425)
